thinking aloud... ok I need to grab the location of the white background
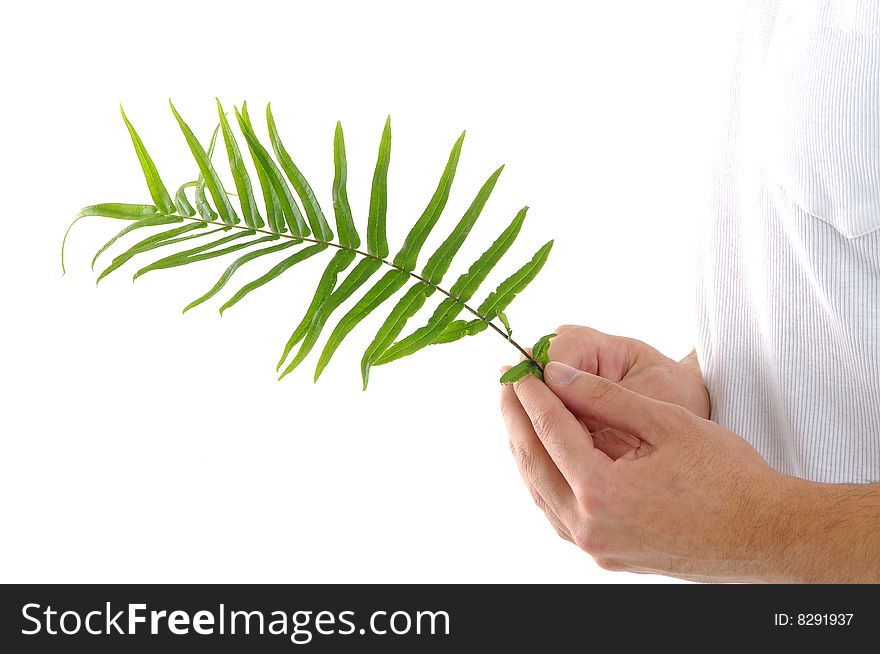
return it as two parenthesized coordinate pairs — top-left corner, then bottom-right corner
(0, 0), (743, 582)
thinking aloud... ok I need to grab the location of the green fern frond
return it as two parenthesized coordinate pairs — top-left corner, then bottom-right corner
(62, 102), (555, 387)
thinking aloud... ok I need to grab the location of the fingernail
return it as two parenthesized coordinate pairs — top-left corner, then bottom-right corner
(544, 361), (582, 385)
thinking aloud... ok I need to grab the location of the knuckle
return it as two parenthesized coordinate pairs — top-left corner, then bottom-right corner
(571, 480), (590, 506)
(590, 377), (622, 408)
(572, 524), (599, 555)
(659, 404), (691, 432)
(508, 439), (531, 471)
(525, 485), (545, 510)
(530, 406), (560, 439)
(593, 557), (624, 572)
(574, 484), (604, 516)
(553, 524), (573, 543)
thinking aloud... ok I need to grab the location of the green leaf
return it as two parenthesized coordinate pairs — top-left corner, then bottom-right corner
(96, 222), (215, 284)
(183, 239), (300, 313)
(68, 107), (557, 391)
(266, 104), (332, 241)
(234, 106), (308, 236)
(217, 99), (263, 229)
(62, 203), (162, 274)
(500, 360), (540, 384)
(450, 206), (527, 299)
(174, 181), (196, 217)
(498, 310), (512, 337)
(119, 106), (176, 214)
(392, 131), (465, 271)
(367, 116), (391, 258)
(92, 214), (184, 271)
(195, 125), (221, 221)
(241, 101), (283, 233)
(429, 239), (552, 346)
(276, 250), (356, 370)
(477, 240), (553, 320)
(421, 165), (503, 284)
(311, 132), (466, 379)
(133, 233), (276, 281)
(496, 333), (554, 385)
(432, 318), (487, 345)
(372, 299), (460, 366)
(74, 203), (161, 220)
(278, 258), (383, 379)
(313, 269), (409, 381)
(219, 243), (327, 315)
(358, 167), (503, 382)
(331, 122), (359, 248)
(374, 207), (527, 366)
(531, 332), (556, 367)
(360, 282), (432, 389)
(169, 100), (239, 225)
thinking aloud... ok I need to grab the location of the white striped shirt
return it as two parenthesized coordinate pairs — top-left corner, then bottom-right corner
(696, 0), (880, 483)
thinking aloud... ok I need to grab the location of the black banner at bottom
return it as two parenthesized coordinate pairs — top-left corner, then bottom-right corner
(1, 584), (876, 651)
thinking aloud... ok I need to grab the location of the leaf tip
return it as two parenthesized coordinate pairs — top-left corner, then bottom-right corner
(360, 359), (372, 390)
(313, 357), (330, 383)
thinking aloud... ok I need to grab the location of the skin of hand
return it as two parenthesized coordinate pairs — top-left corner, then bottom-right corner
(540, 325), (710, 460)
(500, 327), (880, 582)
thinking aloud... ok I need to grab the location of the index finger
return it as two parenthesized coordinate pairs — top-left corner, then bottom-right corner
(512, 373), (610, 488)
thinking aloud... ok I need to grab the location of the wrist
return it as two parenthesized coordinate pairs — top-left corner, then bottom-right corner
(726, 469), (796, 582)
(756, 474), (836, 583)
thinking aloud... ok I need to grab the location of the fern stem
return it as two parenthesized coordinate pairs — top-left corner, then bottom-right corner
(171, 214), (542, 369)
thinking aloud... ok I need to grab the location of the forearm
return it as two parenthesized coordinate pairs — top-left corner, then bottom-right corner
(656, 349), (878, 582)
(762, 477), (880, 583)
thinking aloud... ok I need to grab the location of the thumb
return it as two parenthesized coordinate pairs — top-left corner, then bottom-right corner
(543, 361), (677, 444)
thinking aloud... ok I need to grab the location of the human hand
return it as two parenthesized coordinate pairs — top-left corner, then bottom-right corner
(543, 326), (709, 459)
(500, 361), (788, 582)
(549, 325), (709, 417)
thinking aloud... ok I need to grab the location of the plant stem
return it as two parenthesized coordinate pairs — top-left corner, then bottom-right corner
(172, 214), (542, 369)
